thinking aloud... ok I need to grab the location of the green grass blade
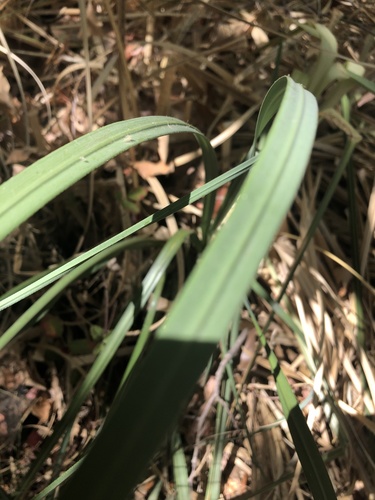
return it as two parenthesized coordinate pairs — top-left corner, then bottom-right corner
(172, 432), (191, 500)
(0, 156), (256, 311)
(346, 69), (375, 93)
(17, 231), (189, 496)
(121, 272), (166, 385)
(0, 116), (217, 241)
(205, 326), (240, 500)
(205, 382), (230, 500)
(247, 75), (288, 158)
(298, 24), (338, 96)
(320, 62), (365, 110)
(147, 481), (163, 500)
(33, 461), (82, 500)
(0, 238), (157, 351)
(247, 306), (336, 499)
(60, 76), (321, 499)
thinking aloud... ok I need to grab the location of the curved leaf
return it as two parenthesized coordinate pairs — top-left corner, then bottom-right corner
(60, 77), (326, 499)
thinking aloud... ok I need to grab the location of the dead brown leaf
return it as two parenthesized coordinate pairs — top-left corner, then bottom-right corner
(0, 65), (15, 112)
(133, 159), (173, 179)
(30, 392), (51, 423)
(86, 0), (103, 37)
(6, 149), (31, 165)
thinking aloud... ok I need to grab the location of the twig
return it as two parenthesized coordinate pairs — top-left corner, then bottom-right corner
(189, 329), (248, 484)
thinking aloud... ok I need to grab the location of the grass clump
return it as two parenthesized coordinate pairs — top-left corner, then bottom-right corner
(0, 1), (374, 498)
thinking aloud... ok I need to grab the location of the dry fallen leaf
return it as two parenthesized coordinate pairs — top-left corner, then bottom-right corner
(11, 164), (26, 176)
(6, 148), (31, 165)
(0, 66), (15, 112)
(251, 26), (269, 47)
(30, 392), (51, 423)
(86, 0), (103, 37)
(133, 159), (173, 179)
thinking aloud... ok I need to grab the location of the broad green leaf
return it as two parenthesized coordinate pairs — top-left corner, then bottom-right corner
(60, 76), (328, 499)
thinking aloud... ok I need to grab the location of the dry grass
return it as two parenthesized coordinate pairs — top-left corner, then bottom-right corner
(0, 0), (374, 498)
